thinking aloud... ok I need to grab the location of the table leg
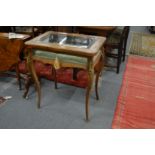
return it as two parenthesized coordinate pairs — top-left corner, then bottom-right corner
(85, 59), (94, 121)
(95, 54), (104, 100)
(23, 73), (32, 99)
(27, 49), (41, 108)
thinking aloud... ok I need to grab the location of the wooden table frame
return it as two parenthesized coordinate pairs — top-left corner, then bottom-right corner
(25, 31), (106, 121)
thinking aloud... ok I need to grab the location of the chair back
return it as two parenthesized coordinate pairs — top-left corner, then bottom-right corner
(119, 27), (127, 47)
(124, 26), (130, 45)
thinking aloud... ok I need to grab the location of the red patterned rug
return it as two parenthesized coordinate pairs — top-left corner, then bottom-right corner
(19, 61), (88, 88)
(112, 55), (155, 129)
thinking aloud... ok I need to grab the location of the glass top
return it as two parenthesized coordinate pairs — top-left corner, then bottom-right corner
(40, 33), (96, 49)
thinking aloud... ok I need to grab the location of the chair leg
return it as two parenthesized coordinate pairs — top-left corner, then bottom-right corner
(15, 64), (22, 90)
(123, 41), (127, 62)
(116, 49), (122, 74)
(116, 63), (120, 74)
(95, 73), (100, 100)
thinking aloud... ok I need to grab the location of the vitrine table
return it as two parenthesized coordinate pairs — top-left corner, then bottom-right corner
(25, 31), (106, 120)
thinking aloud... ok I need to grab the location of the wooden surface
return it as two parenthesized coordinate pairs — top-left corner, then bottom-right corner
(25, 31), (106, 57)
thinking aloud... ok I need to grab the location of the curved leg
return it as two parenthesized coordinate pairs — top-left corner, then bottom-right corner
(27, 50), (41, 108)
(94, 49), (105, 100)
(95, 75), (99, 100)
(23, 74), (32, 99)
(95, 55), (104, 100)
(31, 61), (41, 108)
(85, 60), (94, 121)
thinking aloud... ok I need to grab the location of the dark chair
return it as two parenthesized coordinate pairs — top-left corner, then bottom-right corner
(104, 26), (130, 73)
